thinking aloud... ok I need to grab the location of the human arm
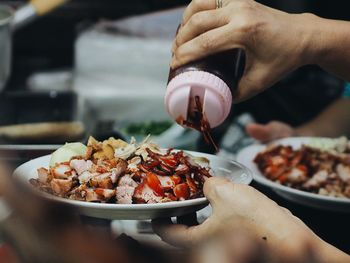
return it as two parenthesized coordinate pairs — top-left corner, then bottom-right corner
(246, 98), (350, 142)
(172, 0), (350, 102)
(152, 177), (350, 262)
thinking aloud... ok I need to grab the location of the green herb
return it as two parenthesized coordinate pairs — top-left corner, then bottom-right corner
(124, 121), (172, 136)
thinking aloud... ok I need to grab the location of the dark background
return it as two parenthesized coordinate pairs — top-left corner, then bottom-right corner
(0, 0), (349, 138)
(2, 0), (349, 91)
(0, 0), (349, 254)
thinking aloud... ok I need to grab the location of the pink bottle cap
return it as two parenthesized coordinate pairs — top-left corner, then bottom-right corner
(165, 71), (232, 128)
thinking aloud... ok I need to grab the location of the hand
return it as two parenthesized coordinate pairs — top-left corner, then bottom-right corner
(172, 0), (316, 102)
(246, 121), (296, 142)
(152, 177), (317, 251)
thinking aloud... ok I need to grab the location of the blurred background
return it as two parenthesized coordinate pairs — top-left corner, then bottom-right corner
(1, 1), (350, 260)
(0, 0), (349, 162)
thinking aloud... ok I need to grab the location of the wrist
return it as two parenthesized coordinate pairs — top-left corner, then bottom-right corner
(292, 13), (321, 66)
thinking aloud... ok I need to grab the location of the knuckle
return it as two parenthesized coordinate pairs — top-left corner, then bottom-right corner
(192, 0), (206, 9)
(229, 2), (259, 35)
(189, 12), (205, 28)
(236, 14), (254, 34)
(233, 0), (255, 11)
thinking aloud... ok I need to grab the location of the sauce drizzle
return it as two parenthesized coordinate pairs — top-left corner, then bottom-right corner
(177, 96), (219, 152)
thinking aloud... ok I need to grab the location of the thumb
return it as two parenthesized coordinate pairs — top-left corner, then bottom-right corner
(152, 177), (232, 247)
(203, 177), (234, 211)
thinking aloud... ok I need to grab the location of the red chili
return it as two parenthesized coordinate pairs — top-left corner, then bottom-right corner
(146, 172), (164, 197)
(173, 183), (190, 200)
(171, 175), (182, 185)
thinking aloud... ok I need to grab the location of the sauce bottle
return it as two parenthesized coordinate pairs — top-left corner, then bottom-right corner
(165, 49), (245, 150)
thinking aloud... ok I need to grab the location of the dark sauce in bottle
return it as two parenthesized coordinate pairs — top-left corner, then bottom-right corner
(166, 37), (245, 152)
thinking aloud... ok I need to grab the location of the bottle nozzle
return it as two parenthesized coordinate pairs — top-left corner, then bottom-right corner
(165, 71), (232, 128)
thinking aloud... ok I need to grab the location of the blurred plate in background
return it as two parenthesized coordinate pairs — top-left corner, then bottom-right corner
(236, 137), (350, 213)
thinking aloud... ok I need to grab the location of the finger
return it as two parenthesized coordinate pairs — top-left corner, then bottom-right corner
(246, 123), (275, 142)
(171, 40), (177, 54)
(152, 217), (201, 247)
(268, 121), (296, 138)
(171, 25), (243, 68)
(203, 177), (231, 207)
(177, 213), (199, 226)
(176, 9), (228, 48)
(182, 0), (217, 26)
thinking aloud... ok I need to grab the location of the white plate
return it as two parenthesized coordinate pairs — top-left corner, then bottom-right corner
(14, 151), (253, 220)
(236, 137), (350, 213)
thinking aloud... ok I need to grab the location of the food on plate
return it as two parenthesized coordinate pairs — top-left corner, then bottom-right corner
(254, 140), (350, 198)
(30, 136), (212, 204)
(308, 136), (348, 153)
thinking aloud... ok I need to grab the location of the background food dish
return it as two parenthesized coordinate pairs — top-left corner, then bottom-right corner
(237, 137), (350, 213)
(14, 151), (253, 220)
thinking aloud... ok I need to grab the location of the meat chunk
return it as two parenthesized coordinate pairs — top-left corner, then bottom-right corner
(336, 164), (350, 182)
(70, 159), (93, 175)
(50, 178), (73, 196)
(110, 159), (127, 182)
(84, 188), (101, 202)
(157, 175), (174, 190)
(94, 188), (116, 200)
(84, 188), (115, 202)
(117, 158), (128, 171)
(285, 167), (307, 184)
(303, 170), (328, 189)
(90, 173), (113, 189)
(133, 183), (162, 204)
(127, 157), (141, 172)
(37, 168), (49, 183)
(116, 186), (135, 204)
(78, 171), (99, 184)
(52, 164), (74, 179)
(118, 174), (138, 187)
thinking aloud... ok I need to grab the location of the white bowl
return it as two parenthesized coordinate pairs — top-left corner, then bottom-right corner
(14, 151), (253, 220)
(236, 137), (350, 213)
